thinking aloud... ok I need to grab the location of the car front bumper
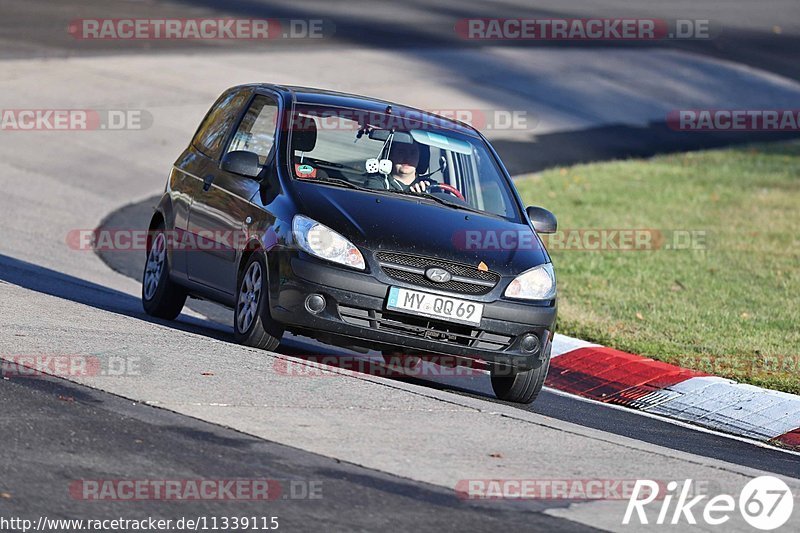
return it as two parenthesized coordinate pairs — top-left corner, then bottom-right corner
(269, 255), (557, 371)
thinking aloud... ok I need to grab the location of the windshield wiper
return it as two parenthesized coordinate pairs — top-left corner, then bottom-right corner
(299, 175), (363, 190)
(305, 157), (344, 169)
(383, 188), (484, 215)
(301, 177), (486, 215)
(422, 193), (485, 214)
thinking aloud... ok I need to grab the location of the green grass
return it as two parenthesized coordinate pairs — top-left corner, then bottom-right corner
(515, 141), (800, 394)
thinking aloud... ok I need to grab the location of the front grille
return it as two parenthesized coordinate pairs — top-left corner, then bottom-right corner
(339, 305), (513, 350)
(375, 251), (500, 295)
(381, 266), (489, 294)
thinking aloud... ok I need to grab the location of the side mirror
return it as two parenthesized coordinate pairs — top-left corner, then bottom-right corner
(221, 150), (261, 179)
(526, 206), (557, 234)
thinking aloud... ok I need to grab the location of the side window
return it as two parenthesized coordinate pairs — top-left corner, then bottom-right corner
(192, 89), (251, 159)
(226, 95), (279, 165)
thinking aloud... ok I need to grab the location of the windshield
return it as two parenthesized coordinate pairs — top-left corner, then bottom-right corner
(287, 104), (521, 221)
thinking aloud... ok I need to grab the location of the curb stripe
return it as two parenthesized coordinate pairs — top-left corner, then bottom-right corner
(550, 335), (599, 357)
(546, 346), (704, 404)
(547, 335), (800, 451)
(646, 377), (800, 441)
(772, 430), (800, 449)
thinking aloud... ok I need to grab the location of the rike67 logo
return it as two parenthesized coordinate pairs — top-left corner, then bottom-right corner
(624, 476), (794, 530)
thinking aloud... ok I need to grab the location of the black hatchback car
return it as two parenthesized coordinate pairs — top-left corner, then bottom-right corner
(142, 84), (558, 403)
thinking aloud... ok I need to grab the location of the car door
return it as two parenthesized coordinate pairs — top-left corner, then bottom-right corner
(170, 87), (252, 277)
(186, 92), (280, 295)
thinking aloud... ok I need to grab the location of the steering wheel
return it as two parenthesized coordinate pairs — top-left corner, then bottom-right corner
(429, 182), (465, 202)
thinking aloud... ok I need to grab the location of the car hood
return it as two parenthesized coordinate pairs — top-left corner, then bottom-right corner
(293, 181), (549, 276)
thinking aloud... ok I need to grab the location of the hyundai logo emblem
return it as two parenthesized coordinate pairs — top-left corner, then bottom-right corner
(425, 267), (452, 283)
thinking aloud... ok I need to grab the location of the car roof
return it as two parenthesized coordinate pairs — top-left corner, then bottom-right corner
(243, 83), (482, 138)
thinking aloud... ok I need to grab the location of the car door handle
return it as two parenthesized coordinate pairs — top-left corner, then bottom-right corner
(202, 174), (215, 192)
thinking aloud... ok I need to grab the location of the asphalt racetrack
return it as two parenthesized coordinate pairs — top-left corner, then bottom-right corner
(1, 1), (799, 531)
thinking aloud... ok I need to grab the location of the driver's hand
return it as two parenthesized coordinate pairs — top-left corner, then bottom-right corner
(410, 181), (429, 194)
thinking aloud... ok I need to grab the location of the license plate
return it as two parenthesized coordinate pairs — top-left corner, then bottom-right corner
(386, 287), (483, 326)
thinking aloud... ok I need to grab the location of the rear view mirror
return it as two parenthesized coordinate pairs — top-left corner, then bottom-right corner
(368, 129), (414, 144)
(526, 206), (557, 234)
(221, 150), (261, 179)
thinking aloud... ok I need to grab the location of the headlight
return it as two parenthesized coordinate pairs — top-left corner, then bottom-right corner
(504, 263), (556, 300)
(292, 215), (365, 270)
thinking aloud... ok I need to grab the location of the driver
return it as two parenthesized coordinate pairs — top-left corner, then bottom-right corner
(383, 142), (430, 193)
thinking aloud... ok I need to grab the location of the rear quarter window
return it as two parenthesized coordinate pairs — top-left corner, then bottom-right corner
(192, 89), (251, 159)
(226, 95), (279, 165)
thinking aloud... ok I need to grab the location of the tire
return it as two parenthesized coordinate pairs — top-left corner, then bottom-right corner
(234, 252), (283, 351)
(142, 223), (187, 320)
(490, 345), (551, 404)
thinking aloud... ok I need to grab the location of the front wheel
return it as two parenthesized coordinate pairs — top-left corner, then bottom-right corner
(234, 252), (283, 351)
(490, 347), (551, 404)
(142, 226), (187, 320)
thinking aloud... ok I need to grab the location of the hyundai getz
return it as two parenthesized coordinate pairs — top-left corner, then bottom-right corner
(142, 84), (558, 403)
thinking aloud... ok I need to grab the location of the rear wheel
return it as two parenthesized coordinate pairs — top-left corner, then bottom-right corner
(490, 347), (551, 404)
(142, 225), (187, 320)
(234, 252), (283, 351)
